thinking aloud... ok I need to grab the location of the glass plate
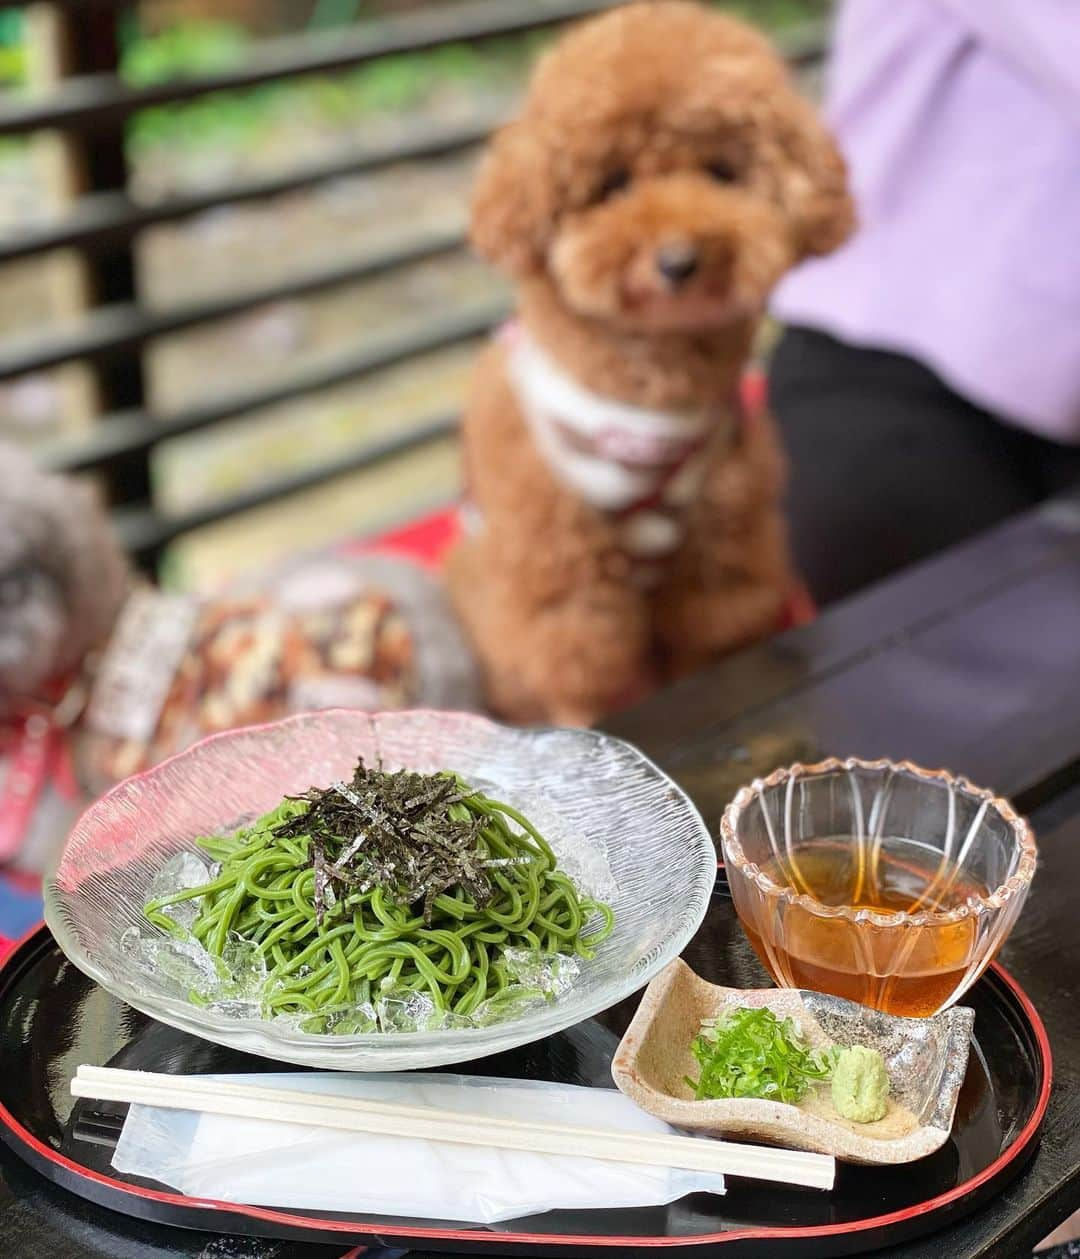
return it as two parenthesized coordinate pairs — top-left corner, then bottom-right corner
(44, 709), (715, 1070)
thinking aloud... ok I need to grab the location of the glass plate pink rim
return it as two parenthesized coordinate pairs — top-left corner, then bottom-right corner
(719, 755), (1037, 930)
(43, 709), (718, 1070)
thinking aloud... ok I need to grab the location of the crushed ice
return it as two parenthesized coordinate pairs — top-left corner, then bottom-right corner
(146, 852), (213, 930)
(121, 926), (227, 1001)
(375, 988), (446, 1033)
(502, 947), (581, 997)
(125, 922), (581, 1034)
(220, 936), (267, 1000)
(128, 841), (596, 1035)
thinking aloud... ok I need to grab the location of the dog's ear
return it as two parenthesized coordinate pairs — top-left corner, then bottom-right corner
(470, 119), (557, 275)
(780, 97), (855, 259)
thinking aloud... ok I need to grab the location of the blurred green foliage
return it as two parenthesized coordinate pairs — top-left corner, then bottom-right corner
(0, 1), (830, 161)
(726, 0), (830, 25)
(121, 19), (250, 85)
(0, 10), (27, 89)
(123, 27), (548, 160)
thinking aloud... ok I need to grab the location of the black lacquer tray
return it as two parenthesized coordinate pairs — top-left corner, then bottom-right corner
(0, 894), (1051, 1259)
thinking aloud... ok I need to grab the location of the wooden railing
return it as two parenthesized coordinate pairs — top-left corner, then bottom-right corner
(0, 0), (826, 569)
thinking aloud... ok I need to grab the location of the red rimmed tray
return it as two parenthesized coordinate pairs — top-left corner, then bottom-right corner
(0, 911), (1050, 1259)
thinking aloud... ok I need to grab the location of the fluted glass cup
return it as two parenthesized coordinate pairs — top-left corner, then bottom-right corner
(720, 758), (1037, 1017)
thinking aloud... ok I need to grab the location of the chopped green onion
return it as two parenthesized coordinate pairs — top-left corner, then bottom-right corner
(686, 1006), (839, 1104)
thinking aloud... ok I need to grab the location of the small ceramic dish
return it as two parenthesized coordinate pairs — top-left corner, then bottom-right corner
(611, 959), (975, 1165)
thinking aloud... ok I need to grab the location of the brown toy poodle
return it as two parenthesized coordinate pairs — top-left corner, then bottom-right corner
(447, 1), (853, 725)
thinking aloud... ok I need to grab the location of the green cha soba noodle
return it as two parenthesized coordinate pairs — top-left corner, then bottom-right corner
(143, 762), (614, 1029)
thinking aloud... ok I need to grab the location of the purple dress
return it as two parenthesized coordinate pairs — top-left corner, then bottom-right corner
(771, 0), (1080, 442)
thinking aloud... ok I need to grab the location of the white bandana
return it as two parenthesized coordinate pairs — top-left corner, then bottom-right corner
(499, 324), (736, 562)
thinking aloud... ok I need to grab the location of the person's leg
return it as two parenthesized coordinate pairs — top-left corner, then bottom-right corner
(1029, 432), (1080, 500)
(767, 327), (1039, 606)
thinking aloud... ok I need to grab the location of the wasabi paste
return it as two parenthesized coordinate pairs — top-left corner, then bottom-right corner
(831, 1045), (889, 1123)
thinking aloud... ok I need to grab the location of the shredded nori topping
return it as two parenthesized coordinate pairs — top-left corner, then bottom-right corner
(273, 760), (494, 925)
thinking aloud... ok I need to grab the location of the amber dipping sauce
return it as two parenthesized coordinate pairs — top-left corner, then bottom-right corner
(735, 837), (990, 1017)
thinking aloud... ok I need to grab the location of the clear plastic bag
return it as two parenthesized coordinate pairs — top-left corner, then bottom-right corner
(112, 1071), (725, 1223)
(80, 551), (482, 791)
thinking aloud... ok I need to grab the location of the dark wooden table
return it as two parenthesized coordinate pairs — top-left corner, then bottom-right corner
(4, 492), (1080, 1259)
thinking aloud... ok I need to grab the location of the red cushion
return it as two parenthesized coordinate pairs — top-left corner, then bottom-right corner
(350, 508), (460, 569)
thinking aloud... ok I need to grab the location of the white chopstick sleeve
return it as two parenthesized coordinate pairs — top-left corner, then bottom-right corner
(111, 1071), (726, 1223)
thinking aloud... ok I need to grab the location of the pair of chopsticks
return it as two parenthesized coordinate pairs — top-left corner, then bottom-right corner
(71, 1064), (835, 1190)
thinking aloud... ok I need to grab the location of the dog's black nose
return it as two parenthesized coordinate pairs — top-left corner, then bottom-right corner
(656, 242), (699, 285)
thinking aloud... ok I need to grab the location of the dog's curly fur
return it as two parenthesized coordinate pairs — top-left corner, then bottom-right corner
(0, 444), (129, 706)
(447, 2), (853, 725)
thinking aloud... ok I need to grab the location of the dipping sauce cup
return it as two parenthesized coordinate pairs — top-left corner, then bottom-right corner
(720, 758), (1037, 1016)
